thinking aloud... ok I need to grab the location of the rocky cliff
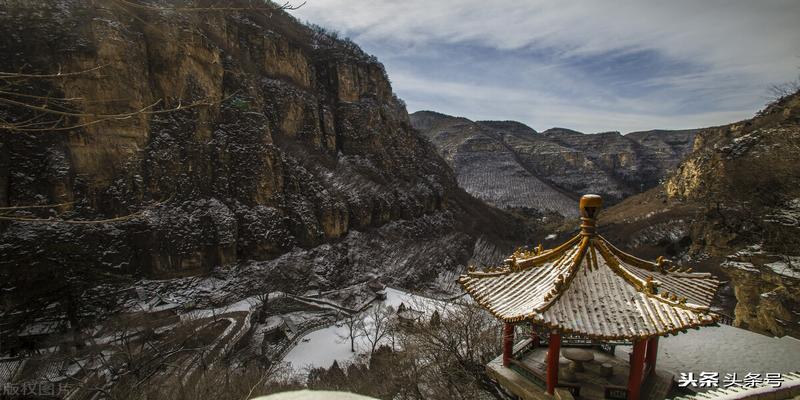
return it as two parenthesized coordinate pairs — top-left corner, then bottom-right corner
(601, 92), (800, 338)
(0, 0), (524, 315)
(411, 110), (697, 215)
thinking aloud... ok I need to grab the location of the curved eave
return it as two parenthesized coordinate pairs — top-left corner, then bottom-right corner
(598, 235), (721, 307)
(458, 234), (721, 339)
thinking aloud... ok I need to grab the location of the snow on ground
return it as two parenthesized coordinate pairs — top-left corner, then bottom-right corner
(282, 288), (445, 372)
(764, 258), (800, 279)
(383, 287), (442, 310)
(179, 296), (261, 321)
(282, 323), (360, 371)
(617, 324), (800, 379)
(721, 260), (760, 273)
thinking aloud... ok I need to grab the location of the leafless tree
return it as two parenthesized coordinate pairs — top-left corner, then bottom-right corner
(767, 72), (800, 102)
(394, 298), (507, 400)
(336, 311), (364, 353)
(355, 303), (395, 357)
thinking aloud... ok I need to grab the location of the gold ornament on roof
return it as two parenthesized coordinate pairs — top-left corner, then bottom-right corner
(457, 194), (722, 340)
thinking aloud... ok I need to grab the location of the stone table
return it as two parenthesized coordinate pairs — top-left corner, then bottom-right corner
(562, 348), (594, 372)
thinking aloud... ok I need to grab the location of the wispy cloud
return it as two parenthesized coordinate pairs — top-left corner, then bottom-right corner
(294, 1), (800, 132)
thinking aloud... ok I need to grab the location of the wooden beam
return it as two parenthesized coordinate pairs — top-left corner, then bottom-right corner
(546, 332), (561, 395)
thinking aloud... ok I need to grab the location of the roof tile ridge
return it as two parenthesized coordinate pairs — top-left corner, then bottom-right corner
(537, 235), (590, 313)
(514, 234), (582, 270)
(461, 234), (583, 278)
(598, 235), (720, 281)
(595, 238), (717, 316)
(596, 234), (664, 272)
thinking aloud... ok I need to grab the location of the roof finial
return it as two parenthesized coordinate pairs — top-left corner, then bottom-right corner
(579, 194), (602, 236)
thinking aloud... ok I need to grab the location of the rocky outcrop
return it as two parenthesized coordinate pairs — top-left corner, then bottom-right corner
(721, 245), (800, 338)
(411, 111), (697, 215)
(601, 91), (800, 338)
(0, 1), (523, 303)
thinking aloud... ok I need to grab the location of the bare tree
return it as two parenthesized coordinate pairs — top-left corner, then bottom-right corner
(355, 303), (395, 357)
(767, 73), (800, 102)
(336, 311), (364, 353)
(394, 298), (506, 400)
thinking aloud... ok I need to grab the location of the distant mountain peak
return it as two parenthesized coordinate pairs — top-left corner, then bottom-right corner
(542, 127), (585, 136)
(476, 120), (538, 135)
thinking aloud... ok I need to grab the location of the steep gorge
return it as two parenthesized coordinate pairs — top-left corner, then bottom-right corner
(0, 0), (524, 313)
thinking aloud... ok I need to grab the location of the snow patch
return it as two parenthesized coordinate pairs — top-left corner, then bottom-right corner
(721, 260), (760, 273)
(617, 324), (800, 382)
(764, 259), (800, 279)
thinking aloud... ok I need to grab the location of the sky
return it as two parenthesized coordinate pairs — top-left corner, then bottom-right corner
(293, 1), (800, 133)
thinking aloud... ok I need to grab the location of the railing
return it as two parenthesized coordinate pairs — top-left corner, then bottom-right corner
(605, 385), (629, 400)
(716, 312), (734, 326)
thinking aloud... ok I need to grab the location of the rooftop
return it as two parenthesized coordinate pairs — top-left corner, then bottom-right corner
(458, 194), (721, 340)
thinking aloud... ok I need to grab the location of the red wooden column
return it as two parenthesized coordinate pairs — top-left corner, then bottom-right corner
(645, 336), (659, 375)
(546, 331), (561, 395)
(627, 339), (648, 400)
(530, 322), (540, 347)
(502, 323), (515, 367)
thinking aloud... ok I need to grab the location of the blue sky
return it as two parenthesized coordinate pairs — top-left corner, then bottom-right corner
(294, 1), (800, 133)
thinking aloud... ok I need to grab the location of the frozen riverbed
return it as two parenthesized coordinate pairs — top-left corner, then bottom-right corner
(282, 288), (443, 372)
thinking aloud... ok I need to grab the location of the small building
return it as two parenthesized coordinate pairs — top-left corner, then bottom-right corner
(459, 195), (722, 400)
(395, 303), (424, 324)
(368, 280), (387, 300)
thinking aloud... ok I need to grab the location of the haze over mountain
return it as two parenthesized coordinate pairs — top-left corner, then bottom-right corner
(411, 110), (697, 216)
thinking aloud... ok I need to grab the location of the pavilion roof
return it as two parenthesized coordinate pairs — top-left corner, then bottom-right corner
(458, 195), (721, 340)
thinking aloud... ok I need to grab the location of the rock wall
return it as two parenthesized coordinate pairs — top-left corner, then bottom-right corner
(0, 1), (521, 294)
(601, 92), (800, 337)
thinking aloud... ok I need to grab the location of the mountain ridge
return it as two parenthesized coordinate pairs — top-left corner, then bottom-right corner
(411, 110), (698, 214)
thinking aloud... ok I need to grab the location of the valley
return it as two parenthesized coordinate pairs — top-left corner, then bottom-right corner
(0, 1), (799, 399)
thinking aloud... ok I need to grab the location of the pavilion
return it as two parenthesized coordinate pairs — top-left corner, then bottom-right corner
(458, 195), (721, 400)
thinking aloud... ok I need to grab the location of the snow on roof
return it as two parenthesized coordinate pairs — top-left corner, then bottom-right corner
(459, 195), (721, 340)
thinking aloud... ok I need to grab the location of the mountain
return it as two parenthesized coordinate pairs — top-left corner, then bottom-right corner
(0, 1), (524, 322)
(410, 111), (697, 215)
(601, 91), (800, 338)
(409, 111), (576, 216)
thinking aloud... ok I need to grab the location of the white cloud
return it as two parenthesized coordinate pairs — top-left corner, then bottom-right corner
(293, 0), (800, 132)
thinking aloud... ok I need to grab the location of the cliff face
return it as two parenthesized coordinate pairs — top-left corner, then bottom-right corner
(0, 1), (521, 298)
(601, 92), (800, 338)
(411, 111), (696, 215)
